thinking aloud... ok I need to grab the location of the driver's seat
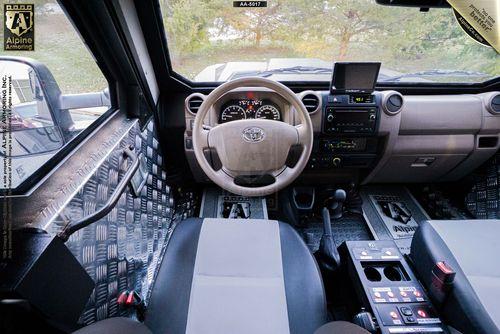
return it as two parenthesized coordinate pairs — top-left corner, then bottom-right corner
(145, 218), (328, 334)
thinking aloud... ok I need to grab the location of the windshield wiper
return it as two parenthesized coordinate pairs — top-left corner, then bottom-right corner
(381, 69), (488, 82)
(230, 66), (332, 79)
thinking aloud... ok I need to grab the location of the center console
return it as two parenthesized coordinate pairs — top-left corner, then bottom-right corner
(307, 62), (383, 170)
(342, 240), (448, 334)
(310, 93), (380, 169)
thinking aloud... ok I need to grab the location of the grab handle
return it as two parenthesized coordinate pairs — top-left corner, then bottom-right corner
(58, 146), (139, 242)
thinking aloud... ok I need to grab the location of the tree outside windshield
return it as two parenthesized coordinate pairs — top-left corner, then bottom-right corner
(160, 0), (499, 83)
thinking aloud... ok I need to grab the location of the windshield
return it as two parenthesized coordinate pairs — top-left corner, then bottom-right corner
(159, 0), (499, 84)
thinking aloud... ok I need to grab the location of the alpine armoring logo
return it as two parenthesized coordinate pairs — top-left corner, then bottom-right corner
(393, 225), (418, 234)
(4, 4), (34, 51)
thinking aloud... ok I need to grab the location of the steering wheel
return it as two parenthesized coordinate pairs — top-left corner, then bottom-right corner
(192, 77), (313, 197)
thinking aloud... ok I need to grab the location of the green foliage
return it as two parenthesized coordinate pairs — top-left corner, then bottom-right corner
(161, 0), (215, 53)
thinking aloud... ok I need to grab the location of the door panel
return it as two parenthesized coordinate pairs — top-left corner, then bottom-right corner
(40, 119), (178, 325)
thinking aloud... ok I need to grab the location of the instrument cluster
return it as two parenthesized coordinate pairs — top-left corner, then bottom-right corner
(219, 99), (281, 123)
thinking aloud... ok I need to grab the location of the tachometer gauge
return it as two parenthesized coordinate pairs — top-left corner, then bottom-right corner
(255, 105), (280, 121)
(220, 105), (246, 123)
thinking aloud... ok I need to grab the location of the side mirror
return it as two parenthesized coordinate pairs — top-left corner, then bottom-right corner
(0, 58), (65, 152)
(0, 56), (110, 189)
(0, 58), (65, 188)
(1, 56), (75, 139)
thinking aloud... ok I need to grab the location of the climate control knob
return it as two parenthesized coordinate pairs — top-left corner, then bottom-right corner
(332, 157), (342, 167)
(326, 114), (334, 122)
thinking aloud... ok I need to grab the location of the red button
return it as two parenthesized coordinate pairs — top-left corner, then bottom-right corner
(436, 261), (454, 274)
(417, 309), (427, 318)
(414, 290), (422, 297)
(400, 291), (407, 297)
(390, 311), (399, 319)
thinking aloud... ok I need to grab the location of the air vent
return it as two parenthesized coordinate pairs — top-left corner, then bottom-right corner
(301, 94), (320, 113)
(187, 95), (204, 114)
(488, 94), (500, 114)
(383, 92), (404, 115)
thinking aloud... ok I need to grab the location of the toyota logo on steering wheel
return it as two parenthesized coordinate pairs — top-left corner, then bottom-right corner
(242, 127), (265, 143)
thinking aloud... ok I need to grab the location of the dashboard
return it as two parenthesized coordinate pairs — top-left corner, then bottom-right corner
(184, 88), (500, 186)
(219, 99), (282, 123)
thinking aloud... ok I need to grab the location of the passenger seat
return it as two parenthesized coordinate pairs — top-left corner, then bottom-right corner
(411, 220), (500, 334)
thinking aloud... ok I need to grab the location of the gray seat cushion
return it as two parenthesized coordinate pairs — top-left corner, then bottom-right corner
(314, 321), (370, 334)
(72, 317), (152, 334)
(411, 220), (500, 334)
(145, 218), (328, 334)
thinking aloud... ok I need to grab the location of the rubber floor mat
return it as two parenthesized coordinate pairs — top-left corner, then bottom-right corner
(466, 153), (500, 219)
(299, 213), (372, 253)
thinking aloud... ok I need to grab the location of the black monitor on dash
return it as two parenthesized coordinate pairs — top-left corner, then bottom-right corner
(330, 62), (381, 94)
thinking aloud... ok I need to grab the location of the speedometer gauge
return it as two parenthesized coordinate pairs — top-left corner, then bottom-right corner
(255, 105), (280, 121)
(221, 105), (246, 123)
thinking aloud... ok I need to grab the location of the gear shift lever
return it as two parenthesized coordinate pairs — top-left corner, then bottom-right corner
(329, 189), (346, 219)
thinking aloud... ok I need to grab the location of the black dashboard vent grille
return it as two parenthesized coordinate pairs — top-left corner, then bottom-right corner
(302, 94), (320, 113)
(491, 94), (500, 113)
(383, 93), (404, 115)
(187, 96), (204, 114)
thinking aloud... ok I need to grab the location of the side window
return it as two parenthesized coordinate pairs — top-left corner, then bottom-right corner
(0, 1), (110, 190)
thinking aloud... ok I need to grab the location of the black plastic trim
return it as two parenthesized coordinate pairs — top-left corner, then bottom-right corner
(106, 0), (155, 127)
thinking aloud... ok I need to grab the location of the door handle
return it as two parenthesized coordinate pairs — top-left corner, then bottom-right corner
(58, 146), (139, 242)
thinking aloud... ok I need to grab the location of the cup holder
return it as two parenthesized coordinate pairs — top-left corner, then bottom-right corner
(384, 266), (402, 282)
(364, 267), (382, 282)
(362, 262), (409, 282)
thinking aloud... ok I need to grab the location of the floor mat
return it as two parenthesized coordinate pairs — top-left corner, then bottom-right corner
(299, 213), (372, 253)
(360, 185), (430, 254)
(412, 186), (471, 220)
(200, 188), (268, 219)
(466, 153), (500, 219)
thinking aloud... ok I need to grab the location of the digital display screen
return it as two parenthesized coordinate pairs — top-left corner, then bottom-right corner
(238, 99), (262, 109)
(331, 62), (381, 93)
(350, 94), (374, 104)
(237, 99), (262, 117)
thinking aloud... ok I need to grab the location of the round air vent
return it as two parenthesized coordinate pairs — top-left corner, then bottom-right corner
(487, 94), (500, 114)
(301, 93), (320, 114)
(383, 92), (404, 115)
(186, 95), (204, 115)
